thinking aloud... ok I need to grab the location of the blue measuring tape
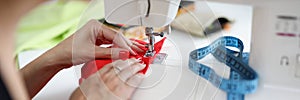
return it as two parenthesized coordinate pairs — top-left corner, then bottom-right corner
(188, 36), (259, 100)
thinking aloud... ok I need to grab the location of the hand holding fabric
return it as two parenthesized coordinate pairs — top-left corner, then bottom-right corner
(48, 19), (144, 68)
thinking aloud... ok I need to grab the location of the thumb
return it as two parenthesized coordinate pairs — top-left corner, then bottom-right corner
(95, 47), (130, 59)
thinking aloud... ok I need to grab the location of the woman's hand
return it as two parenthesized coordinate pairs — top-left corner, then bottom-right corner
(72, 58), (145, 100)
(47, 19), (144, 68)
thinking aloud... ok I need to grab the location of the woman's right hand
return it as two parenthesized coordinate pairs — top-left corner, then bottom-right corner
(73, 58), (145, 100)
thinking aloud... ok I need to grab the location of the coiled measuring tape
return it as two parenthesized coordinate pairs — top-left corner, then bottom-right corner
(189, 36), (259, 100)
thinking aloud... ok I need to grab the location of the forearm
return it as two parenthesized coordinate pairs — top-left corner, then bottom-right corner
(20, 48), (70, 98)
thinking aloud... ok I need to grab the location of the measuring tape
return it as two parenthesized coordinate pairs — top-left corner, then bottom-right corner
(189, 36), (259, 100)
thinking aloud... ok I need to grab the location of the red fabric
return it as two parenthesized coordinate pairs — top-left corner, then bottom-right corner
(80, 37), (166, 84)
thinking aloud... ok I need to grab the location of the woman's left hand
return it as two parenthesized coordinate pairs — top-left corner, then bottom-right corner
(46, 19), (144, 68)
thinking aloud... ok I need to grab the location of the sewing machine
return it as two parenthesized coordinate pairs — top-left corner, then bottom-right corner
(104, 0), (180, 57)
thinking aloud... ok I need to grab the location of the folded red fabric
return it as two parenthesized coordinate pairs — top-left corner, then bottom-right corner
(80, 37), (166, 84)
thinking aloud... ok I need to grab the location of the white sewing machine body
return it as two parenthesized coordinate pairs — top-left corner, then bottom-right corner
(104, 0), (180, 27)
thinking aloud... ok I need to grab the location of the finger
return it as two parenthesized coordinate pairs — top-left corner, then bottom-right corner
(118, 73), (145, 99)
(98, 63), (113, 76)
(105, 73), (121, 92)
(95, 47), (111, 59)
(102, 59), (139, 83)
(131, 44), (144, 53)
(98, 26), (130, 50)
(132, 40), (146, 48)
(102, 67), (118, 83)
(112, 58), (140, 71)
(121, 35), (134, 47)
(95, 47), (129, 59)
(102, 59), (141, 91)
(100, 24), (119, 41)
(97, 23), (135, 55)
(126, 73), (145, 88)
(99, 60), (125, 83)
(95, 26), (113, 46)
(121, 35), (146, 54)
(118, 63), (146, 82)
(127, 46), (137, 55)
(89, 20), (122, 46)
(113, 33), (137, 55)
(131, 39), (148, 52)
(92, 22), (139, 57)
